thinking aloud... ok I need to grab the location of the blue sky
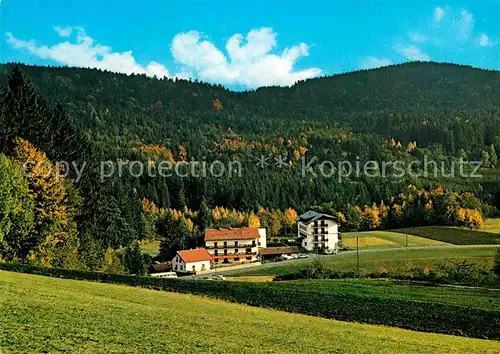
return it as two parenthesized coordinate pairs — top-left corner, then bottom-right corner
(1, 0), (499, 89)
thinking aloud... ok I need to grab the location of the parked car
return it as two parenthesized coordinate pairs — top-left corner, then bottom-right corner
(297, 254), (309, 259)
(325, 249), (338, 255)
(150, 271), (178, 279)
(281, 254), (294, 260)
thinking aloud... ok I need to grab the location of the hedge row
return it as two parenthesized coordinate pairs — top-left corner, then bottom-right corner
(1, 263), (499, 340)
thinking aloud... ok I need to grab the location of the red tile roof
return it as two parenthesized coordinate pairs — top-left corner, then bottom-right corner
(205, 227), (260, 241)
(176, 248), (212, 263)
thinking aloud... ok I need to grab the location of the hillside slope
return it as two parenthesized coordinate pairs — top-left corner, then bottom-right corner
(1, 270), (500, 353)
(1, 62), (499, 156)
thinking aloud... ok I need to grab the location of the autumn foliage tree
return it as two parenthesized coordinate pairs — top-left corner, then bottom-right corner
(248, 212), (261, 228)
(12, 138), (79, 267)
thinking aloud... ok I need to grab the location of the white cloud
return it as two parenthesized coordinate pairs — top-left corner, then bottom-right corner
(478, 33), (495, 47)
(397, 6), (496, 63)
(6, 27), (171, 78)
(395, 45), (430, 61)
(409, 32), (426, 43)
(434, 7), (445, 23)
(53, 26), (73, 37)
(359, 56), (392, 70)
(456, 10), (474, 40)
(170, 27), (321, 88)
(7, 26), (320, 88)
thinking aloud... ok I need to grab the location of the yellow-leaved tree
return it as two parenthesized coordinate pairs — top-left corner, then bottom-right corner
(283, 208), (298, 235)
(13, 138), (79, 267)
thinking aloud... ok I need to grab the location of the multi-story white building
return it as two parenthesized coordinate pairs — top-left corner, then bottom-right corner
(171, 248), (212, 274)
(297, 211), (340, 252)
(204, 227), (266, 264)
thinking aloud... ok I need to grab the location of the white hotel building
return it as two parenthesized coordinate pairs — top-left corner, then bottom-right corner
(297, 211), (340, 252)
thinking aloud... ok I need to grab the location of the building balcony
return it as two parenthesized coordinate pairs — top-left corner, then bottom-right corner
(207, 243), (257, 249)
(212, 253), (257, 260)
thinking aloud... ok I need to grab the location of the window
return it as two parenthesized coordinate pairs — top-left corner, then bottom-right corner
(234, 241), (238, 247)
(224, 249), (228, 255)
(223, 241), (227, 248)
(252, 240), (256, 247)
(235, 248), (239, 254)
(234, 257), (239, 262)
(304, 242), (307, 246)
(201, 264), (206, 271)
(214, 242), (218, 247)
(223, 258), (229, 264)
(246, 248), (251, 254)
(192, 265), (196, 272)
(314, 221), (318, 227)
(246, 256), (252, 261)
(214, 250), (218, 256)
(174, 265), (178, 270)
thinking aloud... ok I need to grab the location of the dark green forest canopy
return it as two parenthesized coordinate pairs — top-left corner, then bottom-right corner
(1, 61), (499, 156)
(1, 62), (499, 213)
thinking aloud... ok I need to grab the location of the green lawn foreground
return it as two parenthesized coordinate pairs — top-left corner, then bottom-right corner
(234, 247), (498, 276)
(1, 271), (500, 354)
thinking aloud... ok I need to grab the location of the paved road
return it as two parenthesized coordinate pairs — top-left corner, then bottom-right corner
(212, 244), (500, 276)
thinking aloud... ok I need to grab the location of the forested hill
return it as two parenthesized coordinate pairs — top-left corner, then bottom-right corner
(1, 61), (499, 157)
(1, 61), (500, 268)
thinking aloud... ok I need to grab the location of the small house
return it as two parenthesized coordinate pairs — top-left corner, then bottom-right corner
(171, 248), (212, 274)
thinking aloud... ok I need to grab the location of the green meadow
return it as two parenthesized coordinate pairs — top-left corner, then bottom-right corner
(2, 270), (500, 353)
(233, 247), (498, 276)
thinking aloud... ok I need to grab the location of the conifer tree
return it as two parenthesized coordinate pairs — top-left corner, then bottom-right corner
(124, 241), (147, 276)
(0, 154), (35, 261)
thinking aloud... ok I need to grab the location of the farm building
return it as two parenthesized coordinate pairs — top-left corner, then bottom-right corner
(297, 211), (340, 252)
(149, 262), (171, 274)
(259, 246), (297, 261)
(205, 227), (267, 264)
(171, 248), (212, 274)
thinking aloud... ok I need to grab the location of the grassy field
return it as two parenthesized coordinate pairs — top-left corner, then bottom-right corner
(342, 230), (449, 249)
(482, 218), (500, 234)
(394, 226), (500, 245)
(140, 240), (160, 257)
(1, 271), (500, 353)
(233, 247), (498, 276)
(264, 279), (500, 311)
